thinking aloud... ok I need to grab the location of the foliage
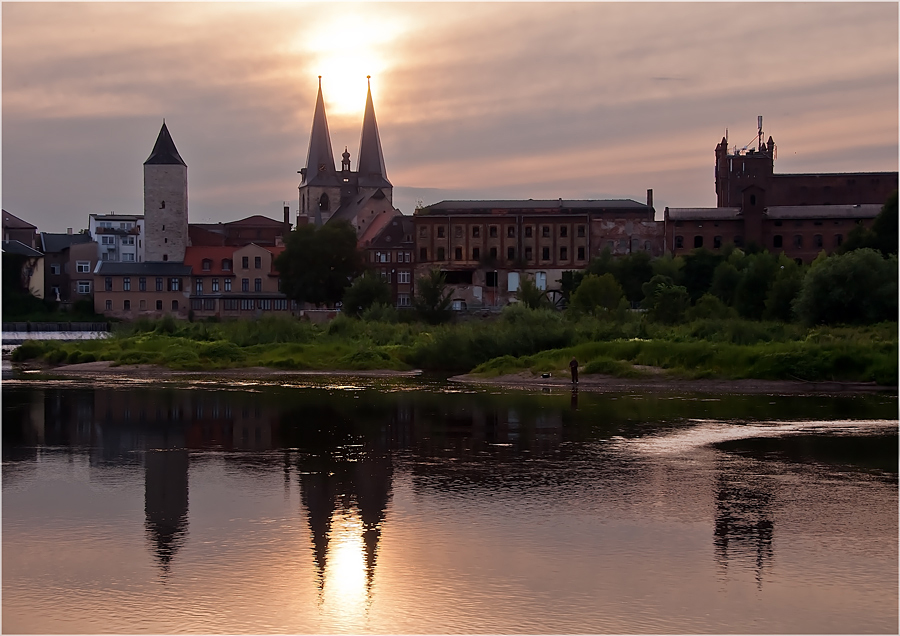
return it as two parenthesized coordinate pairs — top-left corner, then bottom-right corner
(274, 221), (366, 307)
(360, 303), (399, 323)
(792, 248), (898, 325)
(838, 191), (898, 257)
(680, 248), (724, 302)
(414, 268), (453, 324)
(569, 273), (624, 317)
(517, 275), (551, 309)
(641, 275), (690, 324)
(342, 272), (392, 318)
(686, 293), (736, 321)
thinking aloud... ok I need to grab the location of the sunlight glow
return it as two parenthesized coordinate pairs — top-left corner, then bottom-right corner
(296, 13), (409, 116)
(322, 508), (367, 618)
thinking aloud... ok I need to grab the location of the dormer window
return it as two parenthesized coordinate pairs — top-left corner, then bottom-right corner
(202, 259), (212, 271)
(222, 259), (232, 271)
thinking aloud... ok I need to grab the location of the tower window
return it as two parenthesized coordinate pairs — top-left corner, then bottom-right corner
(318, 193), (329, 211)
(160, 201), (165, 209)
(694, 235), (703, 248)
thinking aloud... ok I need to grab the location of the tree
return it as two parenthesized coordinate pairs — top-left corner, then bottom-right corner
(792, 248), (898, 325)
(641, 275), (690, 324)
(518, 275), (551, 310)
(680, 248), (724, 302)
(569, 273), (624, 316)
(839, 191), (898, 257)
(616, 251), (654, 304)
(341, 272), (392, 318)
(274, 222), (366, 308)
(763, 257), (805, 322)
(415, 268), (453, 324)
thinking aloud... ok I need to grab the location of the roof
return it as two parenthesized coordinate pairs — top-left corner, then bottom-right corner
(40, 232), (92, 253)
(96, 261), (192, 276)
(366, 214), (413, 248)
(2, 210), (37, 230)
(330, 190), (382, 225)
(225, 215), (286, 227)
(302, 78), (340, 188)
(188, 224), (227, 246)
(765, 204), (881, 219)
(183, 246), (237, 275)
(356, 78), (391, 189)
(2, 240), (42, 257)
(666, 207), (741, 220)
(144, 121), (186, 166)
(418, 199), (652, 214)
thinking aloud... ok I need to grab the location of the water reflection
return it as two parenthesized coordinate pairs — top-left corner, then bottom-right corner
(144, 444), (189, 575)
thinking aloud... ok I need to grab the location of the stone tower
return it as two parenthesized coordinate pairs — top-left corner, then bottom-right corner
(299, 77), (342, 226)
(144, 121), (188, 262)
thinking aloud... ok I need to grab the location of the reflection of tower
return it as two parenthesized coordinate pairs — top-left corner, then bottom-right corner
(354, 453), (393, 593)
(299, 458), (339, 592)
(144, 436), (189, 575)
(713, 468), (774, 587)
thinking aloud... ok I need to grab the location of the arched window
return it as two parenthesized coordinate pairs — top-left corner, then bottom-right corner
(318, 193), (329, 211)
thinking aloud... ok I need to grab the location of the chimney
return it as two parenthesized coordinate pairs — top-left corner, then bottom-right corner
(283, 205), (291, 235)
(67, 227), (73, 235)
(646, 189), (654, 208)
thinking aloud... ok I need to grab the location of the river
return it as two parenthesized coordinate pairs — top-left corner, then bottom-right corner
(2, 374), (897, 633)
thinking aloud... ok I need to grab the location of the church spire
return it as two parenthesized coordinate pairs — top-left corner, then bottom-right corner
(356, 76), (391, 188)
(303, 76), (339, 186)
(145, 121), (186, 166)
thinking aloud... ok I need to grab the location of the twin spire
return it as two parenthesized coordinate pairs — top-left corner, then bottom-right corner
(302, 76), (390, 188)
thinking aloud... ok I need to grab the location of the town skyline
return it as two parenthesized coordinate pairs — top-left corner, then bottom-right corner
(3, 2), (898, 233)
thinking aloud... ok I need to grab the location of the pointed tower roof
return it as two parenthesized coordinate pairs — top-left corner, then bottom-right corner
(144, 121), (186, 166)
(356, 77), (391, 188)
(304, 77), (340, 186)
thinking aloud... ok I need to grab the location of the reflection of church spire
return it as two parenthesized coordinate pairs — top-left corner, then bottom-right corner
(354, 453), (393, 594)
(144, 445), (189, 576)
(299, 463), (338, 592)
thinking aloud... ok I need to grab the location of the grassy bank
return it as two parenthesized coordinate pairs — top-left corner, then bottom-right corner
(10, 310), (898, 385)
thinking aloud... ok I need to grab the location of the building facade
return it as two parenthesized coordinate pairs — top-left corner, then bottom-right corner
(40, 231), (94, 303)
(89, 213), (144, 263)
(364, 215), (416, 308)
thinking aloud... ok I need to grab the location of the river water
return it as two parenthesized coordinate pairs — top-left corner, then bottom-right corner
(2, 374), (897, 634)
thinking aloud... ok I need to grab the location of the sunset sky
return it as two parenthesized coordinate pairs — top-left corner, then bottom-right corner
(3, 2), (897, 233)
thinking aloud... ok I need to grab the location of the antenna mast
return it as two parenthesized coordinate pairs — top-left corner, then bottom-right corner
(757, 115), (764, 152)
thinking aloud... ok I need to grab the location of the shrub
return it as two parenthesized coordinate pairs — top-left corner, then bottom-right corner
(10, 340), (46, 362)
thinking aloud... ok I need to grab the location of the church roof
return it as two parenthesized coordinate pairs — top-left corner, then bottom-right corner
(356, 78), (391, 189)
(303, 78), (340, 187)
(144, 121), (186, 166)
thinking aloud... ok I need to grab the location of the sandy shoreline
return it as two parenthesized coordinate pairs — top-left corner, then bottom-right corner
(8, 360), (895, 394)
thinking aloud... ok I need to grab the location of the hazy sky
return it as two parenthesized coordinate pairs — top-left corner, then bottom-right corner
(3, 2), (897, 233)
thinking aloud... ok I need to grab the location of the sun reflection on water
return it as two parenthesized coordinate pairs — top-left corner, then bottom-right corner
(321, 508), (368, 620)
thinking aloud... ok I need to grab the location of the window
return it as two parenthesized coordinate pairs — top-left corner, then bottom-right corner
(814, 221), (823, 227)
(734, 235), (744, 247)
(454, 247), (463, 260)
(254, 256), (261, 269)
(122, 253), (135, 262)
(172, 300), (179, 311)
(156, 277), (163, 291)
(51, 286), (60, 298)
(694, 235), (703, 248)
(560, 246), (568, 260)
(507, 226), (515, 238)
(437, 247), (445, 260)
(577, 225), (585, 238)
(507, 272), (520, 292)
(168, 278), (181, 292)
(105, 299), (112, 310)
(240, 256), (248, 269)
(140, 300), (146, 310)
(101, 235), (115, 245)
(542, 226), (550, 238)
(397, 293), (410, 307)
(535, 271), (547, 291)
(274, 299), (289, 310)
(419, 226), (427, 238)
(486, 272), (498, 288)
(472, 226), (480, 238)
(472, 247), (480, 260)
(222, 259), (232, 271)
(212, 278), (219, 292)
(398, 271), (411, 284)
(139, 277), (147, 291)
(105, 277), (113, 291)
(241, 299), (255, 310)
(451, 300), (464, 311)
(489, 247), (497, 259)
(577, 246), (585, 261)
(202, 259), (211, 271)
(835, 234), (843, 246)
(489, 226), (498, 238)
(750, 194), (757, 206)
(224, 299), (239, 310)
(196, 279), (203, 295)
(77, 281), (91, 294)
(525, 247), (533, 260)
(123, 277), (131, 291)
(258, 299), (272, 310)
(242, 278), (249, 292)
(675, 236), (684, 249)
(124, 300), (131, 310)
(542, 247), (550, 260)
(156, 300), (163, 310)
(814, 234), (823, 248)
(50, 264), (61, 275)
(774, 220), (783, 227)
(773, 235), (783, 248)
(524, 226), (533, 238)
(225, 278), (232, 292)
(507, 247), (515, 260)
(713, 236), (722, 249)
(420, 247), (428, 260)
(191, 299), (203, 310)
(794, 235), (803, 248)
(560, 226), (568, 238)
(122, 236), (135, 246)
(99, 221), (112, 228)
(76, 261), (91, 273)
(254, 278), (262, 292)
(436, 226), (445, 238)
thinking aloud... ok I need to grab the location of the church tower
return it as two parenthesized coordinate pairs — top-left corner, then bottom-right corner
(299, 77), (342, 226)
(355, 76), (392, 203)
(144, 121), (188, 262)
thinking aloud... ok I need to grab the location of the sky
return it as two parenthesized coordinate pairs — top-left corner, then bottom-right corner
(3, 2), (897, 233)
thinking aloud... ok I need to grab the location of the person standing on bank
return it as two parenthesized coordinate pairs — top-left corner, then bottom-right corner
(569, 357), (579, 384)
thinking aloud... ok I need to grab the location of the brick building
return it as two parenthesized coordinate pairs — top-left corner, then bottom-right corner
(364, 215), (415, 308)
(40, 231), (94, 303)
(665, 121), (897, 262)
(413, 197), (660, 308)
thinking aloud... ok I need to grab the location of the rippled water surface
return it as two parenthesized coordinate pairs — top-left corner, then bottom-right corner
(2, 376), (897, 633)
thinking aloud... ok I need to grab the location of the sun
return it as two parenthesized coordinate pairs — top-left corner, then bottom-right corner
(295, 13), (408, 116)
